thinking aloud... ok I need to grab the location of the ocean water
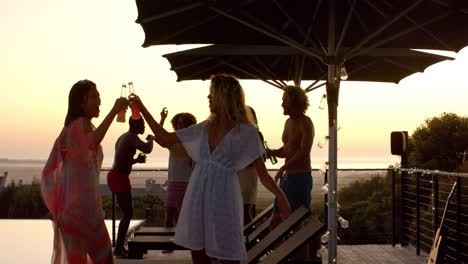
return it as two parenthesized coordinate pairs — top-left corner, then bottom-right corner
(0, 160), (391, 209)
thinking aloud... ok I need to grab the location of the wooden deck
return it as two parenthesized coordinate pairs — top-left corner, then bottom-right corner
(116, 244), (428, 264)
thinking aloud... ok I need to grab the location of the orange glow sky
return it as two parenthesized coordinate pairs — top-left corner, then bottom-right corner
(2, 0), (467, 168)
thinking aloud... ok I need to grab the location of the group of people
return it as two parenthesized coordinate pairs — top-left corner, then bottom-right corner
(40, 74), (314, 264)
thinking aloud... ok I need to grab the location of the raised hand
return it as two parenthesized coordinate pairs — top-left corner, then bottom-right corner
(277, 194), (291, 220)
(146, 134), (155, 142)
(112, 97), (129, 114)
(128, 95), (142, 109)
(160, 107), (168, 120)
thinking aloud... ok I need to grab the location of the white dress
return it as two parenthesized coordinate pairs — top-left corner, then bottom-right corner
(174, 120), (264, 260)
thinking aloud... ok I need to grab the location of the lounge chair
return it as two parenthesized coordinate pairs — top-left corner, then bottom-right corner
(242, 206), (311, 264)
(133, 203), (273, 238)
(256, 217), (325, 263)
(128, 206), (307, 260)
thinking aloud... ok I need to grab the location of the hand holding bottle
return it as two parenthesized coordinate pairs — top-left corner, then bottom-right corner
(264, 140), (278, 165)
(113, 97), (129, 117)
(116, 84), (128, 122)
(135, 152), (147, 163)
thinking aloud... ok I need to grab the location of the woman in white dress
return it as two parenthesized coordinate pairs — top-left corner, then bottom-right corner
(131, 74), (291, 264)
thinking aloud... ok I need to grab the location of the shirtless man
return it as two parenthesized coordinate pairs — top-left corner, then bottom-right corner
(107, 117), (154, 258)
(269, 85), (314, 229)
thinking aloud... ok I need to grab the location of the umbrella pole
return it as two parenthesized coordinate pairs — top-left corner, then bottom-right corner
(327, 71), (339, 264)
(327, 0), (338, 263)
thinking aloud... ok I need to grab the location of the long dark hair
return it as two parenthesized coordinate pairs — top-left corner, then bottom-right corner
(64, 80), (96, 126)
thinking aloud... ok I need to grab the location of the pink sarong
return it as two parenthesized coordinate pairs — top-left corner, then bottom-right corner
(41, 118), (112, 264)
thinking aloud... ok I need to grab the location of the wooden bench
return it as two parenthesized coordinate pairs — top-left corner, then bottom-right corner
(242, 206), (311, 264)
(258, 217), (325, 263)
(128, 236), (187, 259)
(127, 204), (275, 259)
(134, 226), (176, 237)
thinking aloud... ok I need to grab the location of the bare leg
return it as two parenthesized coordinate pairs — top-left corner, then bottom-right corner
(243, 204), (255, 224)
(268, 213), (283, 230)
(115, 191), (133, 254)
(191, 249), (212, 264)
(164, 207), (176, 227)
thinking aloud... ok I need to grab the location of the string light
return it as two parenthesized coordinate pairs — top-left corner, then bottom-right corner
(319, 162), (329, 175)
(338, 216), (349, 229)
(317, 136), (329, 149)
(318, 94), (327, 110)
(340, 65), (348, 80)
(321, 230), (330, 244)
(321, 183), (329, 195)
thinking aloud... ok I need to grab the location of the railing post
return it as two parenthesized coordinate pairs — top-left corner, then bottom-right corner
(400, 169), (408, 246)
(416, 171), (420, 255)
(456, 177), (461, 262)
(432, 173), (439, 237)
(392, 168), (396, 247)
(324, 169), (328, 222)
(112, 192), (116, 247)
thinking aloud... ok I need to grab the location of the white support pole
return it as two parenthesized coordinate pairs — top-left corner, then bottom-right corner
(327, 0), (338, 263)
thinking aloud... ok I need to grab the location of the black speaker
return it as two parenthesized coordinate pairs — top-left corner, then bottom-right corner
(391, 131), (408, 155)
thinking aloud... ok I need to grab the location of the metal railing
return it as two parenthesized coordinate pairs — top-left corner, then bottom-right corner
(396, 168), (468, 263)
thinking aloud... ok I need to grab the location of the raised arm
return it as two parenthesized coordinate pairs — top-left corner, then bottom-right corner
(94, 97), (128, 146)
(159, 107), (168, 126)
(135, 134), (155, 154)
(132, 97), (180, 147)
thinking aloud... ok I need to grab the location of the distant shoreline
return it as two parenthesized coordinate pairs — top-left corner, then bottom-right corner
(0, 158), (46, 164)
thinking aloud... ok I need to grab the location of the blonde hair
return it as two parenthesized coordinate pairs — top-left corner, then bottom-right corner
(284, 85), (309, 114)
(208, 74), (254, 129)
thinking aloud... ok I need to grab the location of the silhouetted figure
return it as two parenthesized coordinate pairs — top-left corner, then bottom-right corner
(107, 117), (154, 258)
(41, 79), (128, 264)
(130, 74), (291, 264)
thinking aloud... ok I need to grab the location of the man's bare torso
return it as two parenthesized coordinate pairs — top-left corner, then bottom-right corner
(282, 115), (314, 174)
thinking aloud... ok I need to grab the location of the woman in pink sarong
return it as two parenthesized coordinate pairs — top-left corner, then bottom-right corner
(41, 80), (128, 264)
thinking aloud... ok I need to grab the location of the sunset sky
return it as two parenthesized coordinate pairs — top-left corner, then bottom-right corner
(2, 0), (467, 168)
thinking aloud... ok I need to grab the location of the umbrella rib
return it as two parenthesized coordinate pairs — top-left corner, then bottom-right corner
(210, 6), (324, 61)
(166, 57), (214, 71)
(151, 13), (220, 45)
(224, 62), (284, 89)
(361, 0), (452, 50)
(304, 81), (327, 93)
(178, 63), (223, 82)
(239, 9), (322, 56)
(272, 0), (311, 43)
(345, 0), (425, 57)
(402, 16), (451, 50)
(139, 2), (203, 23)
(345, 11), (454, 60)
(383, 57), (421, 73)
(251, 57), (288, 87)
(335, 0), (357, 54)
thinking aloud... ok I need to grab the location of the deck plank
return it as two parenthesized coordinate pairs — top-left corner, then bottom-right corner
(117, 244), (428, 263)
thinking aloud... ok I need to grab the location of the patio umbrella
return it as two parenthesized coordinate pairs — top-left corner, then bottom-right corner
(134, 1), (468, 262)
(163, 44), (453, 91)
